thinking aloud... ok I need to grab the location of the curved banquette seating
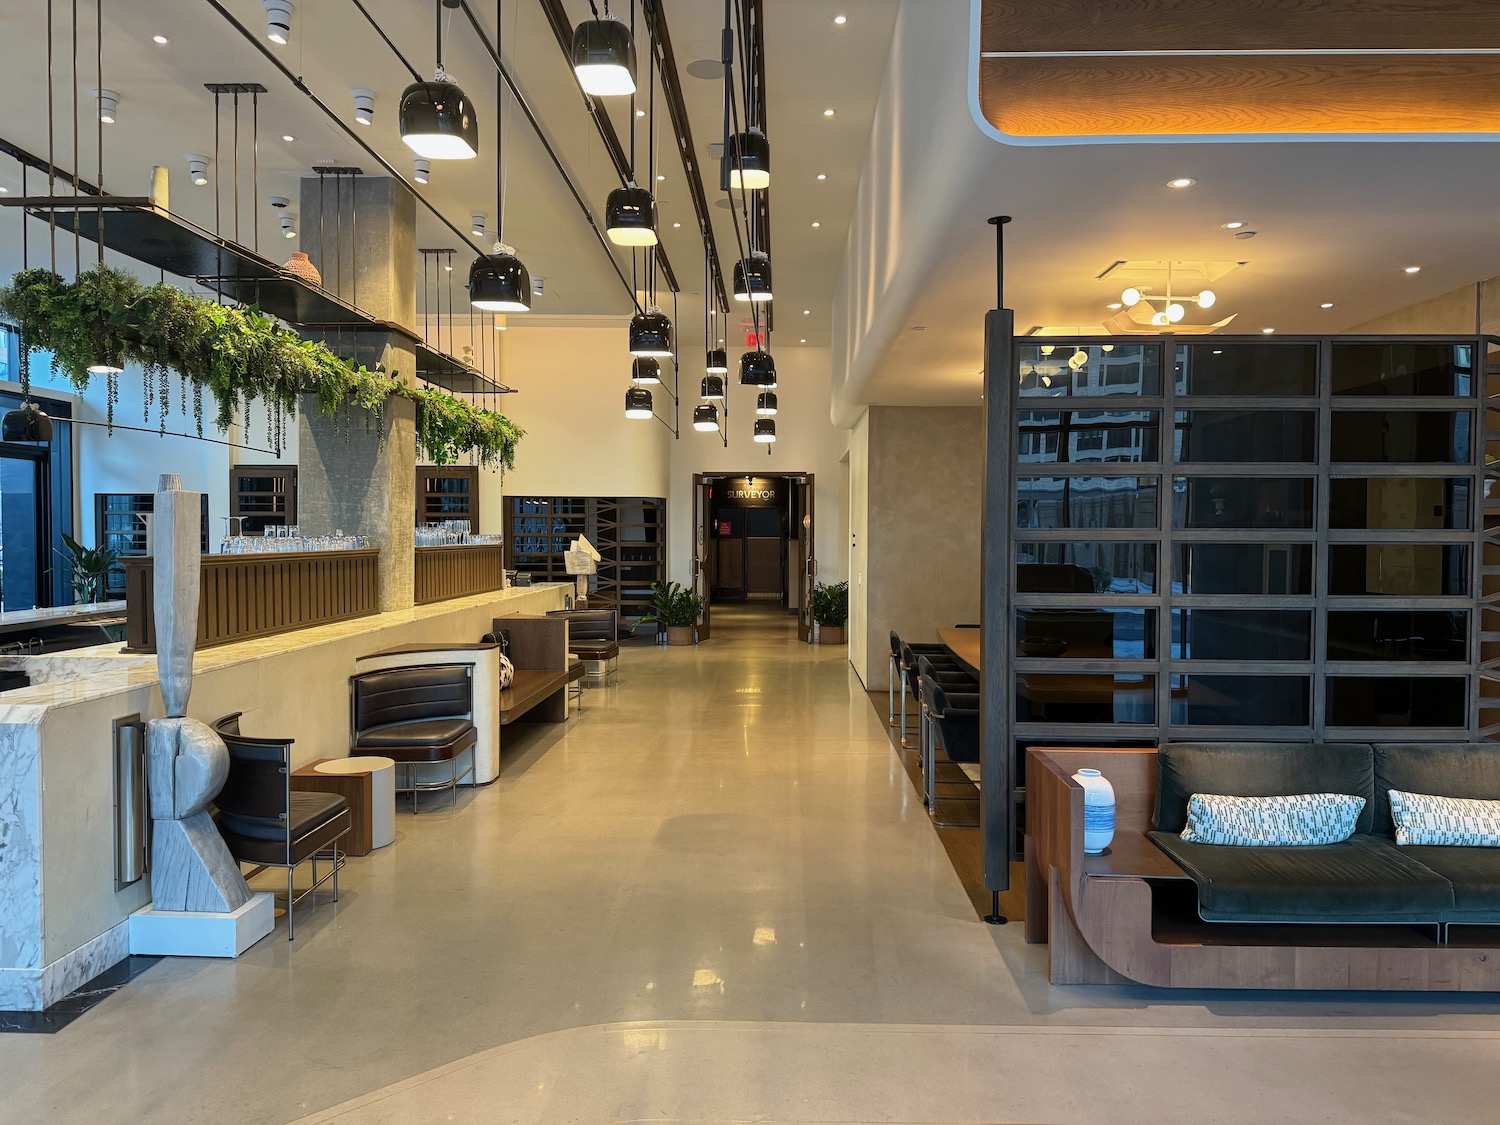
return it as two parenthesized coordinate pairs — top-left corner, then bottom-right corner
(349, 663), (478, 812)
(1026, 741), (1500, 992)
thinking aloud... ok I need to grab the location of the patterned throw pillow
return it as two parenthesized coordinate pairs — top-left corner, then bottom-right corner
(1180, 793), (1366, 846)
(1389, 790), (1500, 847)
(497, 652), (515, 690)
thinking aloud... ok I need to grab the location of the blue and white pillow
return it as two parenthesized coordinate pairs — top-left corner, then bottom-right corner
(1180, 793), (1365, 847)
(1389, 790), (1500, 847)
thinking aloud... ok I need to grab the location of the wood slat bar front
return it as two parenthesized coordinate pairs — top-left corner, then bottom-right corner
(414, 544), (507, 606)
(122, 549), (380, 653)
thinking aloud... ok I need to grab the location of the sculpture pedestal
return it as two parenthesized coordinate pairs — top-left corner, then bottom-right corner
(129, 892), (274, 957)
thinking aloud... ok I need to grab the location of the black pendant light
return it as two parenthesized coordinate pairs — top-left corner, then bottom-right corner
(739, 348), (775, 386)
(400, 1), (479, 160)
(469, 0), (530, 311)
(705, 346), (728, 374)
(733, 252), (773, 302)
(2, 401), (53, 443)
(693, 403), (719, 431)
(753, 418), (776, 443)
(756, 390), (778, 416)
(701, 374), (725, 400)
(727, 128), (770, 190)
(631, 357), (662, 384)
(629, 309), (673, 357)
(625, 386), (654, 419)
(606, 183), (657, 246)
(571, 14), (636, 96)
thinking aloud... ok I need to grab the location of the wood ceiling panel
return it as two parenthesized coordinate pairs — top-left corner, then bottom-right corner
(982, 0), (1500, 54)
(980, 55), (1500, 136)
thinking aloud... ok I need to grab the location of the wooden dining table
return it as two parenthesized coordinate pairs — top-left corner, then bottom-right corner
(938, 627), (982, 676)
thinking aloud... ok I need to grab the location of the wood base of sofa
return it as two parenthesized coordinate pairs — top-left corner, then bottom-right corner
(1027, 747), (1500, 992)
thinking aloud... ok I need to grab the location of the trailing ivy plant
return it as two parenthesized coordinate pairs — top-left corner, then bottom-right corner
(0, 265), (523, 468)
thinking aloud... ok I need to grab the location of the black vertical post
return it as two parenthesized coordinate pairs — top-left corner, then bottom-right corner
(981, 216), (1013, 923)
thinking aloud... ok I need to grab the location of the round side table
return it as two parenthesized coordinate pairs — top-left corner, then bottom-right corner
(316, 756), (396, 849)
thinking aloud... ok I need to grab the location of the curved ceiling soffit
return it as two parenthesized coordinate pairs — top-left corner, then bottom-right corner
(969, 0), (1500, 146)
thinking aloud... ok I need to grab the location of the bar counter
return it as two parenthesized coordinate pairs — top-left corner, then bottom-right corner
(0, 582), (567, 1011)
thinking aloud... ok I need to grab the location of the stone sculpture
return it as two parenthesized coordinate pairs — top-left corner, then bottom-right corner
(145, 474), (253, 913)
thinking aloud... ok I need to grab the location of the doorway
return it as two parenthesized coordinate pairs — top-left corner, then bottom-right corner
(692, 472), (815, 642)
(0, 390), (74, 611)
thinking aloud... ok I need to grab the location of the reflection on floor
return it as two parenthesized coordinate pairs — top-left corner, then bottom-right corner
(3, 603), (1499, 1124)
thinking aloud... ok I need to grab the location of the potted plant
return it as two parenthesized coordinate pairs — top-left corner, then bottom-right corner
(55, 533), (119, 604)
(638, 580), (704, 646)
(812, 580), (849, 645)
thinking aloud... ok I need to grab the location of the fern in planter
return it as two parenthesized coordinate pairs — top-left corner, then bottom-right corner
(634, 580), (705, 632)
(811, 580), (849, 627)
(54, 533), (119, 605)
(0, 266), (524, 468)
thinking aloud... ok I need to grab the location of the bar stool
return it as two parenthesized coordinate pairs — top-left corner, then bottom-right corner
(888, 631), (949, 730)
(900, 641), (965, 747)
(924, 683), (982, 826)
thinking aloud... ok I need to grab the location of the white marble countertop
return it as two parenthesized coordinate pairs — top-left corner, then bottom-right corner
(0, 586), (554, 721)
(0, 601), (127, 632)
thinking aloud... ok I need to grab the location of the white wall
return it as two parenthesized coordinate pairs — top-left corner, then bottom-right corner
(847, 409), (870, 680)
(666, 346), (850, 588)
(416, 316), (672, 533)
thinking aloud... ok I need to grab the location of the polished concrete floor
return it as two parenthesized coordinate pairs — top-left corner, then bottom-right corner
(5, 604), (1500, 1123)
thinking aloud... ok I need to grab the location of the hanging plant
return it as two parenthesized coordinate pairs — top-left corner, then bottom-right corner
(0, 266), (524, 468)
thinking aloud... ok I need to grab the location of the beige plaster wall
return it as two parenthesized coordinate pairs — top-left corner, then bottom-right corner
(856, 405), (983, 685)
(1344, 276), (1500, 336)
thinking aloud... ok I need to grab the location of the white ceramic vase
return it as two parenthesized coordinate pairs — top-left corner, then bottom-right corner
(1073, 768), (1116, 854)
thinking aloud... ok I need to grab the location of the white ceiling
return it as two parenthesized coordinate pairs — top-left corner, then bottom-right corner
(0, 0), (901, 360)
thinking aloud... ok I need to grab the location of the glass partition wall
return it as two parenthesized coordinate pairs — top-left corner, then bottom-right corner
(1002, 335), (1495, 853)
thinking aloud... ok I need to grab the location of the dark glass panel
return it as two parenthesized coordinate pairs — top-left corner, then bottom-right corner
(1018, 410), (1159, 465)
(1329, 411), (1471, 463)
(1017, 343), (1160, 398)
(1015, 607), (1156, 660)
(1173, 410), (1316, 463)
(1016, 476), (1159, 529)
(1170, 675), (1310, 726)
(1176, 343), (1318, 397)
(1016, 542), (1157, 594)
(1326, 611), (1468, 662)
(1328, 544), (1470, 596)
(1329, 477), (1472, 530)
(1331, 343), (1474, 397)
(1172, 476), (1315, 529)
(1326, 676), (1468, 728)
(1015, 673), (1155, 724)
(1175, 543), (1314, 595)
(1172, 609), (1311, 660)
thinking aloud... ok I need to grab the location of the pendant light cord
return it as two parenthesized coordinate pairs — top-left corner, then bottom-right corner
(504, 0), (510, 246)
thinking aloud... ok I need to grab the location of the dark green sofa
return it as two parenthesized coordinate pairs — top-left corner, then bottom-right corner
(1147, 742), (1500, 928)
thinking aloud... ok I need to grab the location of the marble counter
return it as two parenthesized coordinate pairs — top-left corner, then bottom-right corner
(0, 601), (127, 636)
(0, 584), (567, 1009)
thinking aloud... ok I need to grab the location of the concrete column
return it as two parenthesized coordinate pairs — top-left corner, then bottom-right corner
(297, 372), (416, 612)
(293, 174), (419, 611)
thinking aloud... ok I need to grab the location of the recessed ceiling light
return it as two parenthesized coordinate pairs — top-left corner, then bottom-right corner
(636, 109), (644, 117)
(802, 309), (810, 315)
(656, 174), (665, 181)
(282, 134), (294, 142)
(1262, 327), (1275, 334)
(672, 222), (681, 228)
(1167, 177), (1196, 188)
(1404, 266), (1422, 274)
(822, 108), (835, 117)
(1106, 302), (1122, 309)
(800, 338), (807, 343)
(1320, 302), (1334, 309)
(811, 221), (820, 228)
(834, 15), (847, 24)
(816, 173), (826, 180)
(152, 34), (170, 44)
(1221, 221), (1244, 229)
(0, 187), (8, 194)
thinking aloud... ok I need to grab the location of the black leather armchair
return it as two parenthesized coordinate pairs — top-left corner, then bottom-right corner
(349, 663), (478, 812)
(212, 713), (351, 941)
